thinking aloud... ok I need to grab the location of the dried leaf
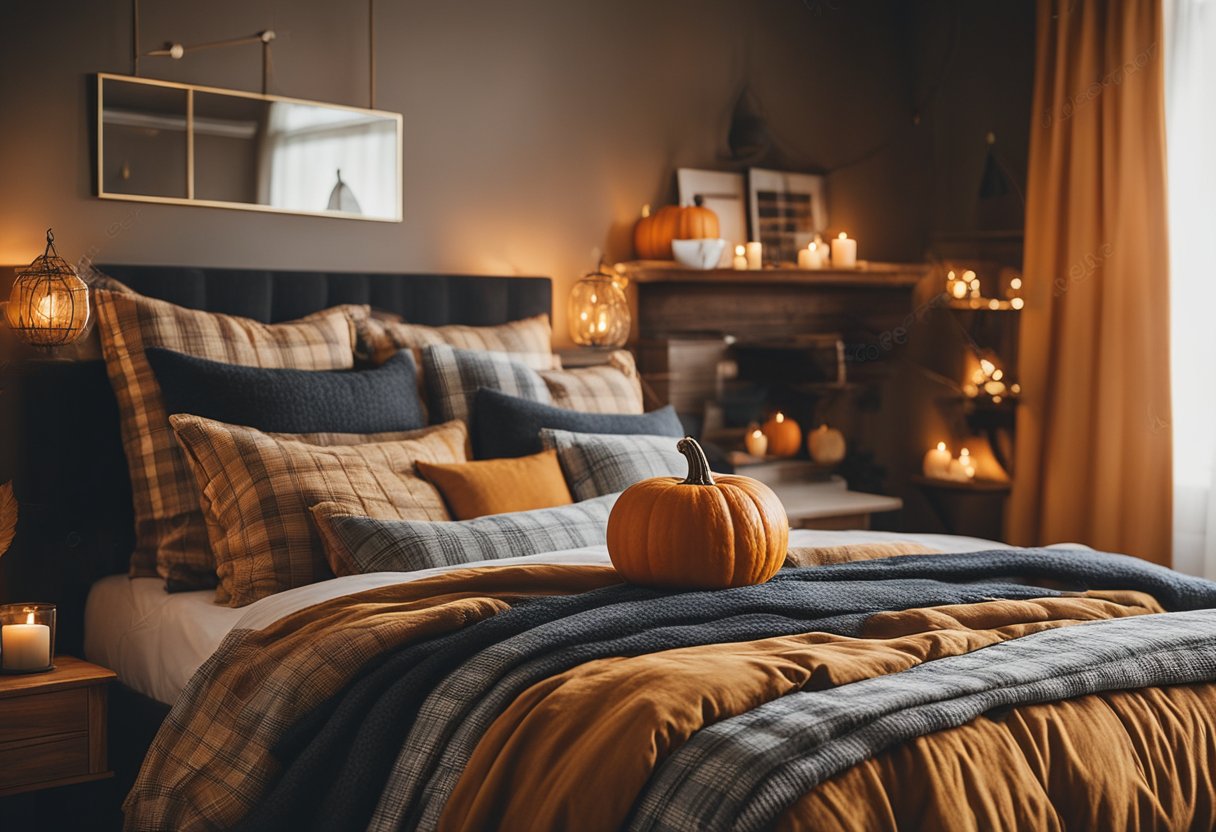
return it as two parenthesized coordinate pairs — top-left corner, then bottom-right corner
(0, 482), (17, 558)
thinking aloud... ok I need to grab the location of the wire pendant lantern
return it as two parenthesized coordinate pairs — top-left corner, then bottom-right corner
(6, 229), (90, 349)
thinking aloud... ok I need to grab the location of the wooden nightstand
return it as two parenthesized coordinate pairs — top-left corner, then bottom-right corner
(0, 657), (116, 797)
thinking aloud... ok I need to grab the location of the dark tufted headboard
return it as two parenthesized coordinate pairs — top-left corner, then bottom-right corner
(0, 267), (551, 652)
(95, 265), (551, 326)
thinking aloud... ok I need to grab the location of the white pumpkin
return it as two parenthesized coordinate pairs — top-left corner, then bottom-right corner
(808, 424), (846, 465)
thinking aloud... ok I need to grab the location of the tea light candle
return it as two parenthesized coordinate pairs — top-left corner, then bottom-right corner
(1, 612), (51, 671)
(959, 448), (976, 479)
(733, 245), (748, 271)
(745, 241), (763, 270)
(745, 428), (768, 457)
(798, 242), (825, 269)
(922, 442), (952, 478)
(830, 232), (857, 268)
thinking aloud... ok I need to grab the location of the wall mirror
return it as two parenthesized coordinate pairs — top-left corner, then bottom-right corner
(97, 73), (403, 222)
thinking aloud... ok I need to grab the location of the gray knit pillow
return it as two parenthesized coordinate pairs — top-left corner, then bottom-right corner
(540, 429), (687, 501)
(313, 493), (618, 575)
(421, 344), (552, 424)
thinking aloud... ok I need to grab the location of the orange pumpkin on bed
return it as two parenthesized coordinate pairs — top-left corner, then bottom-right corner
(607, 437), (789, 589)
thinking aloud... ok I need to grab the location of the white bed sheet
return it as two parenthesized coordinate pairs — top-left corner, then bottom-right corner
(84, 529), (1013, 705)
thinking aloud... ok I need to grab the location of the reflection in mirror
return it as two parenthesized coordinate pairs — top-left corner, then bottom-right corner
(97, 75), (402, 222)
(101, 82), (188, 199)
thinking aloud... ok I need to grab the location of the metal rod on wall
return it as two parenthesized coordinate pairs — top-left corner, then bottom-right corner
(368, 0), (376, 108)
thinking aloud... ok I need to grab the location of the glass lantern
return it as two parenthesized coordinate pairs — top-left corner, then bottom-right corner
(0, 603), (57, 674)
(6, 230), (90, 349)
(568, 271), (630, 348)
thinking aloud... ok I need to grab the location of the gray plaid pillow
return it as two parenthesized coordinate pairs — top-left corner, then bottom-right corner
(540, 429), (687, 500)
(422, 344), (552, 424)
(312, 493), (618, 574)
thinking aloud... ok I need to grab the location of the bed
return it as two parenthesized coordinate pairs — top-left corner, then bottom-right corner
(7, 266), (1216, 831)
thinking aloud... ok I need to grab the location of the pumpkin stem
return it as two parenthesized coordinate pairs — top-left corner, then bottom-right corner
(677, 437), (715, 486)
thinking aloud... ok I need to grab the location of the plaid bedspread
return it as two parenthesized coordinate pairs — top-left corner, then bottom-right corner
(123, 549), (1216, 832)
(631, 608), (1216, 832)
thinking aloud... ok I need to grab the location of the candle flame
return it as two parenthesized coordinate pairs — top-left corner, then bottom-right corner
(775, 412), (785, 423)
(936, 442), (946, 451)
(960, 448), (970, 457)
(838, 232), (847, 240)
(809, 242), (817, 251)
(735, 245), (745, 256)
(751, 429), (762, 438)
(26, 611), (34, 625)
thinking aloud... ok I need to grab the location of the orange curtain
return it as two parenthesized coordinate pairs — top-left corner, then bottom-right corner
(1009, 0), (1172, 564)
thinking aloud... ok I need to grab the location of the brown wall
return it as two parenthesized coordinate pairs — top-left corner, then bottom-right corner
(0, 0), (1032, 345)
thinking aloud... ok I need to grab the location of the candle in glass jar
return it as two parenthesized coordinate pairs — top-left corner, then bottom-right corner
(1, 612), (51, 671)
(745, 428), (769, 457)
(922, 442), (952, 478)
(733, 245), (748, 271)
(831, 232), (857, 268)
(745, 241), (763, 270)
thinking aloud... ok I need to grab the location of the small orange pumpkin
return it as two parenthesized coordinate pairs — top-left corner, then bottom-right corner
(606, 437), (789, 589)
(633, 204), (682, 260)
(633, 198), (721, 260)
(674, 195), (720, 241)
(761, 412), (802, 457)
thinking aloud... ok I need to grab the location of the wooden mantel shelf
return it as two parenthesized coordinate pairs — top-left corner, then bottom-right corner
(620, 260), (929, 289)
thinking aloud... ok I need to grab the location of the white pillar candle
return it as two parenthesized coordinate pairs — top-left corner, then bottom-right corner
(745, 241), (763, 270)
(2, 617), (51, 671)
(745, 428), (768, 457)
(797, 246), (814, 269)
(830, 232), (857, 268)
(732, 245), (748, 271)
(922, 442), (952, 478)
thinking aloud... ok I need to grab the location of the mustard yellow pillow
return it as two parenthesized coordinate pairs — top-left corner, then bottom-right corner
(416, 449), (574, 520)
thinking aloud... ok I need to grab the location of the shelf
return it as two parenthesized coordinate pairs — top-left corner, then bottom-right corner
(621, 260), (928, 289)
(910, 474), (1012, 493)
(946, 297), (1022, 312)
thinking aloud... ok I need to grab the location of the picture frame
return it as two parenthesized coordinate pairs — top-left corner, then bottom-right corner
(746, 168), (828, 264)
(676, 168), (748, 266)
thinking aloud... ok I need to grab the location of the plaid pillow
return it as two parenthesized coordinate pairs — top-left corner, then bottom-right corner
(541, 429), (688, 500)
(312, 493), (618, 576)
(93, 289), (366, 584)
(422, 344), (553, 424)
(167, 416), (467, 607)
(539, 350), (643, 414)
(358, 314), (558, 368)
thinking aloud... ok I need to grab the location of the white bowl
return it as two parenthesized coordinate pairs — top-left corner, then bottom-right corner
(671, 238), (728, 270)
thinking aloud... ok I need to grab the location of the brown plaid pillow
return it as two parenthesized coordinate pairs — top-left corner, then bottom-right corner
(168, 415), (468, 607)
(540, 350), (643, 414)
(93, 289), (365, 585)
(358, 314), (558, 369)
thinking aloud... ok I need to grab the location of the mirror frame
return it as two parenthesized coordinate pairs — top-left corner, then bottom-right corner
(95, 73), (404, 223)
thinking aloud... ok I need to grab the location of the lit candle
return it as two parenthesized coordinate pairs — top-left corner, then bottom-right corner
(830, 232), (857, 268)
(797, 245), (814, 270)
(733, 244), (748, 271)
(959, 447), (976, 479)
(745, 241), (763, 270)
(1, 611), (51, 671)
(745, 428), (768, 457)
(922, 441), (952, 478)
